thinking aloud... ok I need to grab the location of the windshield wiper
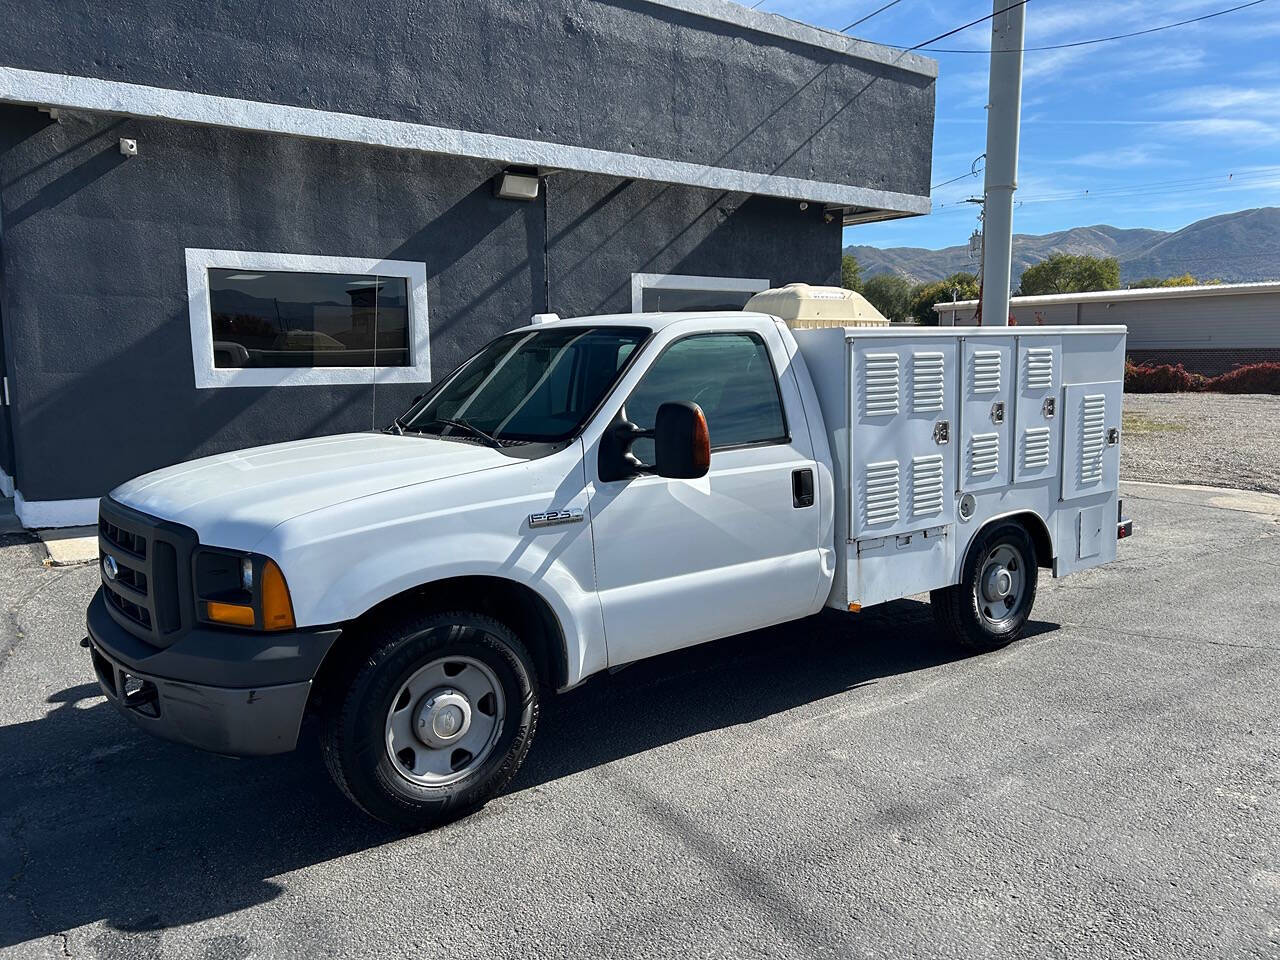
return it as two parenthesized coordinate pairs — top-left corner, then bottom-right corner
(415, 417), (504, 448)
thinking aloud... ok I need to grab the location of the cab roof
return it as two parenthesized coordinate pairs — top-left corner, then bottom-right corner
(511, 311), (776, 333)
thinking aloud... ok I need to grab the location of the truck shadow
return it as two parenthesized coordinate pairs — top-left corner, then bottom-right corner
(0, 602), (1058, 948)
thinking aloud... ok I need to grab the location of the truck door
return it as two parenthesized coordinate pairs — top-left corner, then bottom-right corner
(587, 318), (821, 665)
(846, 336), (959, 606)
(1013, 336), (1061, 484)
(1055, 379), (1124, 576)
(959, 337), (1016, 490)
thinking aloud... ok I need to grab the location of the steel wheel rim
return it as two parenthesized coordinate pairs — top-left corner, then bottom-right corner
(385, 655), (506, 787)
(977, 542), (1025, 628)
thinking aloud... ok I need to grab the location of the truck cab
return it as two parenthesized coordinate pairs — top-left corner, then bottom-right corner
(87, 300), (1129, 829)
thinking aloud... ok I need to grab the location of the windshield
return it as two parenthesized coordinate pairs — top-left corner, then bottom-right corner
(397, 326), (650, 444)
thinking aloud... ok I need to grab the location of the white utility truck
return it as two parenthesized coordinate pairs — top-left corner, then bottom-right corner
(86, 285), (1131, 828)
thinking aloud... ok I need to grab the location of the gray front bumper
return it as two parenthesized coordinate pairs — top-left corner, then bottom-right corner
(86, 587), (342, 756)
(88, 636), (312, 756)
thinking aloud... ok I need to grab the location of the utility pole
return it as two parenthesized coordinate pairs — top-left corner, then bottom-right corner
(980, 0), (1025, 326)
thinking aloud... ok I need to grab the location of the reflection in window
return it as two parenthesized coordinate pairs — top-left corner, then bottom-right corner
(208, 269), (410, 368)
(402, 326), (648, 443)
(625, 332), (787, 462)
(639, 287), (758, 312)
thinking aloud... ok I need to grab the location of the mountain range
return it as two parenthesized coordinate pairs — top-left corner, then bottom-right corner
(845, 207), (1280, 287)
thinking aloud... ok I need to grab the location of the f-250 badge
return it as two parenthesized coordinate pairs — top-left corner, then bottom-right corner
(527, 508), (584, 528)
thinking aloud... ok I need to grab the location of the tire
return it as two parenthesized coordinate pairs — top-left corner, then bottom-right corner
(320, 609), (539, 830)
(931, 520), (1038, 651)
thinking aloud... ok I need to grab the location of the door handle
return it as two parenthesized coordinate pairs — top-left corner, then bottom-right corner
(792, 468), (814, 508)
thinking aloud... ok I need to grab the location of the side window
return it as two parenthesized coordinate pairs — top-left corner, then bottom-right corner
(625, 332), (787, 462)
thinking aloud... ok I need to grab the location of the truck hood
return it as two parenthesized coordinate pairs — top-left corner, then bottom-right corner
(110, 432), (515, 546)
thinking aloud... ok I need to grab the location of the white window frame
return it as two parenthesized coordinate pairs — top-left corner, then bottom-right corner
(630, 273), (770, 313)
(185, 248), (430, 388)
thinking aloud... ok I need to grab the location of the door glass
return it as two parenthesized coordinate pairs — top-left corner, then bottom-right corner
(625, 332), (787, 462)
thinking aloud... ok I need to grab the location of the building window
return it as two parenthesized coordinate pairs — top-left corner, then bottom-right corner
(630, 273), (769, 313)
(186, 249), (429, 388)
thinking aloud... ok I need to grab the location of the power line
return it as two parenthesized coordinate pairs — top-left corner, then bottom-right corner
(932, 168), (984, 190)
(899, 0), (1031, 54)
(933, 168), (1280, 205)
(917, 0), (1269, 52)
(927, 170), (1280, 216)
(841, 0), (906, 32)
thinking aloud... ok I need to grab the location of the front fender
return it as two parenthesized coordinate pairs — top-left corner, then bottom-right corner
(255, 445), (607, 688)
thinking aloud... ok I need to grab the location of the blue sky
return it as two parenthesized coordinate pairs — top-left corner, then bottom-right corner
(758, 0), (1280, 255)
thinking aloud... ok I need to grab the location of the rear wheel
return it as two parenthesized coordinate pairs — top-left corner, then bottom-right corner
(931, 520), (1038, 651)
(320, 610), (538, 830)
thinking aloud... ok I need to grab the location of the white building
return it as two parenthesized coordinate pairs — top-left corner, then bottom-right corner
(934, 282), (1280, 374)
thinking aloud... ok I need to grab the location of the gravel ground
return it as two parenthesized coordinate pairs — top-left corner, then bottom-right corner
(1123, 393), (1280, 494)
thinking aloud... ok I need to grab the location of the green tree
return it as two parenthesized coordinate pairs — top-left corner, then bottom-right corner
(908, 272), (980, 325)
(861, 272), (913, 322)
(1017, 254), (1120, 295)
(1129, 273), (1200, 288)
(1160, 273), (1220, 287)
(840, 253), (863, 293)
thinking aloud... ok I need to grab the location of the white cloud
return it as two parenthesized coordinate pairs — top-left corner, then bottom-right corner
(1163, 117), (1280, 142)
(1155, 84), (1280, 118)
(1068, 145), (1166, 168)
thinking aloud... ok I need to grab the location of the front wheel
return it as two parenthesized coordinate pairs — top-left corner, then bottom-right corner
(320, 610), (539, 830)
(931, 520), (1038, 651)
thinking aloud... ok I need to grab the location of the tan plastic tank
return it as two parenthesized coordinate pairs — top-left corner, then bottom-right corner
(744, 283), (890, 329)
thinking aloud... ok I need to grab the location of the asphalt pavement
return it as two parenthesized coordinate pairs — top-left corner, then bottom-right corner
(1, 481), (1277, 959)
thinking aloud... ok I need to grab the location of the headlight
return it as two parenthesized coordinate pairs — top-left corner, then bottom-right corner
(194, 549), (296, 631)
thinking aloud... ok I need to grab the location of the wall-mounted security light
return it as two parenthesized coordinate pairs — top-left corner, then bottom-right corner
(495, 166), (540, 201)
(119, 138), (138, 157)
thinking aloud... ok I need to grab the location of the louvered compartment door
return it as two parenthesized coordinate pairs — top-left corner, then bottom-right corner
(848, 337), (958, 540)
(960, 338), (1015, 492)
(1061, 381), (1123, 502)
(1014, 337), (1061, 483)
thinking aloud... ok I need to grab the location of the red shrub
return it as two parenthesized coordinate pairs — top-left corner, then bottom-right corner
(1124, 361), (1206, 393)
(1124, 359), (1280, 394)
(1209, 362), (1280, 394)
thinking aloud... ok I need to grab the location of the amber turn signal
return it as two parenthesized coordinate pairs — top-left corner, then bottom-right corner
(206, 600), (255, 627)
(261, 559), (296, 631)
(692, 407), (710, 473)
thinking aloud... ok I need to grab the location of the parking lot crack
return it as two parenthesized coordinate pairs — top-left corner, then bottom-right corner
(1205, 639), (1279, 652)
(0, 565), (73, 674)
(5, 814), (76, 956)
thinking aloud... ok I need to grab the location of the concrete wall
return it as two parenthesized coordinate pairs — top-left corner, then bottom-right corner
(0, 0), (935, 199)
(0, 106), (838, 502)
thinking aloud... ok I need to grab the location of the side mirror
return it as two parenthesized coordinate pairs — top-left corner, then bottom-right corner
(654, 402), (710, 479)
(597, 402), (711, 482)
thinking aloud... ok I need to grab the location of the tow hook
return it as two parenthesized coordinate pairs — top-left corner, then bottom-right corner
(121, 674), (160, 715)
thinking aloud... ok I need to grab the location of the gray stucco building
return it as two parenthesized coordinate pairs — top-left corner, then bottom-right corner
(0, 0), (935, 526)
